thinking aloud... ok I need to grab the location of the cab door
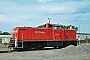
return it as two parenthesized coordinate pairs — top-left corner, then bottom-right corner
(18, 29), (27, 40)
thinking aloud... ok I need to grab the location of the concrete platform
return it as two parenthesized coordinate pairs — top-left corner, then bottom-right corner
(0, 48), (13, 53)
(0, 44), (13, 53)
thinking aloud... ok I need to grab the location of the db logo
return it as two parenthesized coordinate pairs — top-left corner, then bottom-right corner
(35, 31), (45, 34)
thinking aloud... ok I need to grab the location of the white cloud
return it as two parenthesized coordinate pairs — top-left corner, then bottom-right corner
(0, 0), (90, 32)
(0, 14), (18, 23)
(38, 0), (52, 3)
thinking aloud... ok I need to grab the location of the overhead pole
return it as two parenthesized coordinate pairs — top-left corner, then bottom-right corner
(79, 25), (80, 45)
(58, 22), (59, 25)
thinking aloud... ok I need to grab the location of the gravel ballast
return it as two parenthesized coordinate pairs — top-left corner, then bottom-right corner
(0, 43), (90, 60)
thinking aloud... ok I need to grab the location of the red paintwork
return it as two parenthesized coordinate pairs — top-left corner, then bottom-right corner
(12, 23), (76, 41)
(45, 23), (51, 28)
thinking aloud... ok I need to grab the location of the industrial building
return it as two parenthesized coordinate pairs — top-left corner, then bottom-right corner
(0, 35), (12, 44)
(76, 33), (90, 43)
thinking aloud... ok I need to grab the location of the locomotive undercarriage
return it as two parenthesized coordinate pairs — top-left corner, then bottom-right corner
(10, 40), (77, 51)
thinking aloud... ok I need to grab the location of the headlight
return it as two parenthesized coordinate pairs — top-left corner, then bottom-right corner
(15, 30), (18, 33)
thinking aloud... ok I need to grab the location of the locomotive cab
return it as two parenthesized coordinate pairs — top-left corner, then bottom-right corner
(45, 23), (64, 30)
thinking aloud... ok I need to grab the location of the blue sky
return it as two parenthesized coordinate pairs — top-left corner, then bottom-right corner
(0, 0), (90, 33)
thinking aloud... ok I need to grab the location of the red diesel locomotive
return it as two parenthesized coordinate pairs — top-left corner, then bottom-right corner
(11, 23), (77, 50)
